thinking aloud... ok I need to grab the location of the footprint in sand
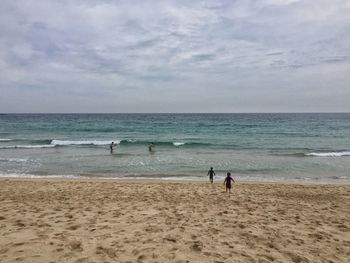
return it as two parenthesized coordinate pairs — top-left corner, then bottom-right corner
(190, 240), (203, 252)
(68, 240), (83, 252)
(67, 224), (80, 231)
(96, 246), (117, 259)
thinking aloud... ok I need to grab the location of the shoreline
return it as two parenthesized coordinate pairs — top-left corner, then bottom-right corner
(1, 176), (350, 186)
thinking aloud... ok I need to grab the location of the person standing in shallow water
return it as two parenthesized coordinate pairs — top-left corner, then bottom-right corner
(224, 172), (235, 193)
(207, 167), (216, 183)
(148, 142), (155, 152)
(110, 141), (116, 153)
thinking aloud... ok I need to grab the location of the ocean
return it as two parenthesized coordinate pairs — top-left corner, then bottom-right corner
(0, 113), (349, 183)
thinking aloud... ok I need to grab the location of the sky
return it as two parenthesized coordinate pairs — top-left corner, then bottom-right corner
(0, 0), (350, 113)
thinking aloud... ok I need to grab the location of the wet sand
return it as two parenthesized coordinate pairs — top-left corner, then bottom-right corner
(0, 179), (349, 262)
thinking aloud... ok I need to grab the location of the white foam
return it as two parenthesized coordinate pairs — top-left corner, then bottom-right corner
(306, 151), (350, 157)
(0, 145), (55, 149)
(0, 173), (83, 179)
(0, 158), (28, 163)
(51, 140), (120, 146)
(173, 142), (185, 146)
(0, 139), (12, 141)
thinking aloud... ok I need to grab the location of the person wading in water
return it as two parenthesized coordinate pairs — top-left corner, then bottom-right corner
(207, 167), (216, 183)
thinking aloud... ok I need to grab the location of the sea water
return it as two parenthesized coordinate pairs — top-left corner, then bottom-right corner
(0, 113), (349, 183)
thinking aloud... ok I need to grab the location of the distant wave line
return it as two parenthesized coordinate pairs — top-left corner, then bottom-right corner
(0, 139), (201, 149)
(51, 140), (210, 147)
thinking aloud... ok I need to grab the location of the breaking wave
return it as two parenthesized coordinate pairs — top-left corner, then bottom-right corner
(51, 139), (120, 146)
(306, 151), (350, 157)
(173, 142), (185, 146)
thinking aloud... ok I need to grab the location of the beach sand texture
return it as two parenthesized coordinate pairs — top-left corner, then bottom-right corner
(0, 179), (349, 263)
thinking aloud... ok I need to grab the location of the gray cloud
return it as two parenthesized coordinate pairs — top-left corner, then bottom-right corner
(0, 0), (350, 112)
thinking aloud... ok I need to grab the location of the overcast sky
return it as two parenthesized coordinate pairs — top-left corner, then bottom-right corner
(0, 0), (349, 113)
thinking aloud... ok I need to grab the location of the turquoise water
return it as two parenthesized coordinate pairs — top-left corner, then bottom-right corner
(0, 113), (349, 182)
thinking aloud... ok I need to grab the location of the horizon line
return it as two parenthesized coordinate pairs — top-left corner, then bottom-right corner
(1, 112), (350, 114)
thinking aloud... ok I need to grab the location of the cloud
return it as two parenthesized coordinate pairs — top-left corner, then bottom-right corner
(0, 0), (350, 112)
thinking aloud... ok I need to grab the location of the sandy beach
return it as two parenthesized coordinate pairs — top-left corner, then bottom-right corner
(0, 179), (349, 263)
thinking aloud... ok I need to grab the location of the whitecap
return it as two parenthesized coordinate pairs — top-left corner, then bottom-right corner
(173, 142), (185, 146)
(0, 139), (12, 141)
(306, 151), (350, 157)
(51, 140), (120, 146)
